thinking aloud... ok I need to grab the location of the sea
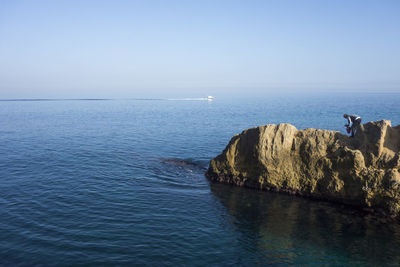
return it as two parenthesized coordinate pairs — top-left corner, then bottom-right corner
(1, 92), (400, 266)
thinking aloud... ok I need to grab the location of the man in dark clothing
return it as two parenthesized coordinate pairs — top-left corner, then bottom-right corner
(343, 114), (362, 137)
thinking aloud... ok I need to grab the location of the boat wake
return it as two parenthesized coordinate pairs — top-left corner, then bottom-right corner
(167, 96), (215, 101)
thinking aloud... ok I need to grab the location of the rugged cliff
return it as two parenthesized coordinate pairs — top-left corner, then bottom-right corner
(206, 120), (400, 217)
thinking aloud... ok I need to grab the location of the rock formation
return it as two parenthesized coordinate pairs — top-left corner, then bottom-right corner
(206, 120), (400, 217)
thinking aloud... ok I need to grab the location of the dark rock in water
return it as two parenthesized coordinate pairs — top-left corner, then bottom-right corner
(161, 158), (207, 172)
(163, 158), (196, 167)
(206, 120), (400, 218)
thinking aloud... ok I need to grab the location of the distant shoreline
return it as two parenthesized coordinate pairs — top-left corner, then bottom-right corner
(0, 98), (215, 102)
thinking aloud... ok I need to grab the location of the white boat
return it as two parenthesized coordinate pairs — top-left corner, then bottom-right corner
(207, 96), (215, 100)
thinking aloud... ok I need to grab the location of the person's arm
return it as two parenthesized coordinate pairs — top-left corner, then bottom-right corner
(347, 117), (352, 126)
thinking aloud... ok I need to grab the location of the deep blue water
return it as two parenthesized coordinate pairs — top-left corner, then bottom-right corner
(1, 92), (400, 266)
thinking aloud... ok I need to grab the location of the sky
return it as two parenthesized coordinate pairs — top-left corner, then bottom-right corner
(0, 0), (399, 98)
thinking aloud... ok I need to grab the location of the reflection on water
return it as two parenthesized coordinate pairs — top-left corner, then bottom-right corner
(210, 183), (400, 265)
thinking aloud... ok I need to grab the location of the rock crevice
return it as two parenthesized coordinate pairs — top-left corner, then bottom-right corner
(206, 120), (400, 217)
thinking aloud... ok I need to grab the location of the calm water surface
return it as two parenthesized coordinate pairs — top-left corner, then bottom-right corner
(1, 92), (400, 265)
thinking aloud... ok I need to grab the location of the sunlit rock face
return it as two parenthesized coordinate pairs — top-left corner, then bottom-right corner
(206, 120), (400, 217)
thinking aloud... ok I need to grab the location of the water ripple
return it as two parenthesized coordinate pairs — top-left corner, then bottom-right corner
(1, 96), (400, 265)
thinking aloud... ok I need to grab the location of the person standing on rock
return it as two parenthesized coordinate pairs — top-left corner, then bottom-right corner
(344, 114), (362, 137)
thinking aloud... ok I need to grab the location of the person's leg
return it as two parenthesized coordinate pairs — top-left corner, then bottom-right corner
(352, 119), (361, 137)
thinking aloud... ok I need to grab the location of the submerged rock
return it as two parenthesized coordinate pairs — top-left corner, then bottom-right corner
(206, 120), (400, 217)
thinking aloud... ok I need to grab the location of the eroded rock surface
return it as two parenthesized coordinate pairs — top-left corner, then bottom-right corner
(206, 120), (400, 217)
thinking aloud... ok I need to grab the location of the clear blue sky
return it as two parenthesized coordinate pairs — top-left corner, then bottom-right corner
(0, 0), (399, 98)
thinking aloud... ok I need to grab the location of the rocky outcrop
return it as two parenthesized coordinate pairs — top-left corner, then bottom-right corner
(206, 120), (400, 217)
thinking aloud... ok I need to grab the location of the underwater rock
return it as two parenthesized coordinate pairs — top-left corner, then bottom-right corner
(206, 120), (400, 217)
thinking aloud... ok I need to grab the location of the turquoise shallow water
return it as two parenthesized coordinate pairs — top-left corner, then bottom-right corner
(1, 92), (400, 265)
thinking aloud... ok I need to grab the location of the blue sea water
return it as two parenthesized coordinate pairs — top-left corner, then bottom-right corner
(1, 92), (400, 266)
